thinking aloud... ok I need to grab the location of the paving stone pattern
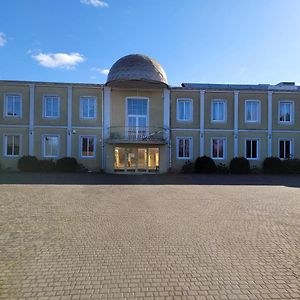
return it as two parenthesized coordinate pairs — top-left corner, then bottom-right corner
(0, 180), (300, 299)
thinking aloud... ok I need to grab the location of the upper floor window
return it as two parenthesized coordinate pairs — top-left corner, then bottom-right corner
(4, 134), (21, 157)
(177, 99), (192, 121)
(211, 138), (226, 159)
(5, 94), (22, 117)
(211, 100), (226, 122)
(43, 95), (60, 118)
(80, 136), (96, 158)
(176, 137), (192, 159)
(43, 135), (59, 158)
(245, 139), (259, 160)
(245, 100), (260, 123)
(279, 139), (293, 160)
(80, 96), (96, 119)
(279, 101), (293, 124)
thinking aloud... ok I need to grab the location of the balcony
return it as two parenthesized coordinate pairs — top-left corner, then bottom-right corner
(106, 126), (168, 144)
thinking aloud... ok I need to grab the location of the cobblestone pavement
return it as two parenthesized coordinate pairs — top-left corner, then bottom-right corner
(0, 175), (300, 300)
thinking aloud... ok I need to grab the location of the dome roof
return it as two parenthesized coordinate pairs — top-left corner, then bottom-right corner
(106, 54), (168, 88)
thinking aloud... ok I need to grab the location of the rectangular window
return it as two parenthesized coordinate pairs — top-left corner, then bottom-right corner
(211, 138), (226, 159)
(5, 94), (22, 117)
(177, 99), (192, 121)
(211, 100), (226, 122)
(279, 101), (293, 123)
(279, 139), (293, 159)
(245, 139), (259, 159)
(43, 135), (59, 158)
(80, 97), (96, 119)
(43, 96), (60, 118)
(245, 100), (260, 123)
(80, 136), (96, 158)
(177, 137), (192, 159)
(4, 135), (20, 157)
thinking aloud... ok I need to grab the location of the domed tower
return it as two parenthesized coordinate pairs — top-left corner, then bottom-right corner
(106, 54), (168, 88)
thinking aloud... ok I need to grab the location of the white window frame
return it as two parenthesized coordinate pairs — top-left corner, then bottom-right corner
(176, 98), (193, 122)
(3, 134), (22, 157)
(245, 100), (261, 123)
(176, 137), (193, 160)
(42, 135), (60, 158)
(43, 95), (60, 119)
(80, 96), (97, 120)
(79, 135), (96, 158)
(4, 93), (22, 118)
(211, 99), (227, 123)
(278, 101), (294, 124)
(278, 138), (294, 160)
(245, 138), (260, 160)
(211, 137), (226, 160)
(125, 97), (149, 127)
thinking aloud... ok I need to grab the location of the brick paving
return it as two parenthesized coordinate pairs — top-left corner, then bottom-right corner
(0, 174), (300, 299)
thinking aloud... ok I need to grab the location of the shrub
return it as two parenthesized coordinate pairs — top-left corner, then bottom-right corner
(195, 156), (216, 174)
(39, 159), (56, 172)
(181, 160), (194, 173)
(262, 157), (282, 174)
(216, 163), (229, 174)
(281, 159), (300, 174)
(229, 157), (250, 174)
(18, 156), (40, 172)
(56, 157), (78, 172)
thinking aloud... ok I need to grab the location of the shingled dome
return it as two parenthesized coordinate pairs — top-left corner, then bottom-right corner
(106, 54), (168, 88)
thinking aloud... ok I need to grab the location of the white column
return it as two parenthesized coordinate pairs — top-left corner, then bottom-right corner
(234, 90), (239, 157)
(200, 90), (205, 157)
(163, 88), (171, 169)
(268, 91), (273, 157)
(29, 84), (35, 156)
(67, 86), (73, 157)
(103, 86), (111, 139)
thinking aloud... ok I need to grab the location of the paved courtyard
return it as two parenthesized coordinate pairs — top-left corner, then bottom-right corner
(0, 174), (300, 300)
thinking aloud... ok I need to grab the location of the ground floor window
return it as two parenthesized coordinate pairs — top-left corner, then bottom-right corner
(279, 139), (293, 159)
(80, 136), (96, 158)
(211, 138), (225, 159)
(245, 139), (259, 160)
(176, 137), (192, 159)
(114, 147), (159, 172)
(4, 134), (20, 157)
(43, 135), (59, 158)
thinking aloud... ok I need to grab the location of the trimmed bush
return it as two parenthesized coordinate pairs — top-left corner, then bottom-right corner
(181, 160), (194, 173)
(56, 157), (78, 172)
(18, 156), (40, 172)
(281, 159), (300, 174)
(216, 163), (229, 174)
(39, 160), (56, 172)
(262, 157), (282, 174)
(229, 157), (250, 174)
(195, 156), (216, 174)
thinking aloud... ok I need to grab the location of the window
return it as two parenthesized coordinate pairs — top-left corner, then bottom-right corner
(177, 99), (192, 121)
(80, 97), (96, 119)
(245, 100), (260, 123)
(211, 138), (226, 159)
(80, 136), (96, 158)
(43, 135), (59, 158)
(43, 96), (60, 118)
(211, 100), (226, 122)
(245, 139), (259, 160)
(5, 94), (22, 117)
(279, 139), (293, 159)
(4, 135), (21, 157)
(127, 98), (148, 139)
(176, 137), (192, 159)
(279, 101), (293, 124)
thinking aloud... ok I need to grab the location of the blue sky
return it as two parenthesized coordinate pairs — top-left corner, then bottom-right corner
(1, 0), (300, 86)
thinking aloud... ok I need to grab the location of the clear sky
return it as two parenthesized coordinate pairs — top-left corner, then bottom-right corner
(1, 0), (300, 86)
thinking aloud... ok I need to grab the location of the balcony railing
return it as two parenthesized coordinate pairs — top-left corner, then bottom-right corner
(106, 126), (167, 144)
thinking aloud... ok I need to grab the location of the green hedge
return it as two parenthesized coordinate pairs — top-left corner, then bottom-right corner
(229, 157), (250, 174)
(195, 156), (217, 173)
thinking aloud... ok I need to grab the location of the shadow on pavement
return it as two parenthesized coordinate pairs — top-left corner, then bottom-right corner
(0, 172), (299, 188)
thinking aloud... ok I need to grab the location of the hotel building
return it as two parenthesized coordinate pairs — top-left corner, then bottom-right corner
(1, 54), (300, 173)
